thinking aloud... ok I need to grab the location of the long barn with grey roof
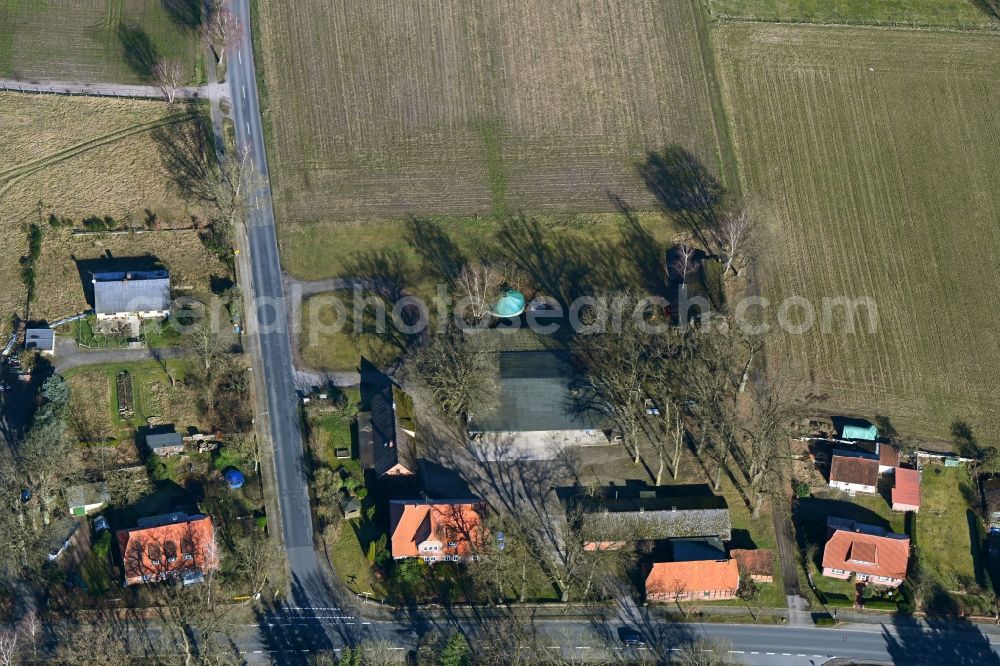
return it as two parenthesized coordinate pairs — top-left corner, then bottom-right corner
(560, 485), (732, 550)
(92, 270), (171, 321)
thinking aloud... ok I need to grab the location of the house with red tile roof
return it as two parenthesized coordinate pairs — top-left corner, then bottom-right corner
(891, 467), (921, 512)
(829, 455), (879, 495)
(645, 558), (740, 602)
(389, 500), (485, 563)
(822, 517), (909, 587)
(117, 513), (218, 586)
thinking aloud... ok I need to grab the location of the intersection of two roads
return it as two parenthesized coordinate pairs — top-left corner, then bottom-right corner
(224, 2), (1000, 662)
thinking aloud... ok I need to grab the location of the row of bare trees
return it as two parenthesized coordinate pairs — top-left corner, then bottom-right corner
(578, 292), (798, 517)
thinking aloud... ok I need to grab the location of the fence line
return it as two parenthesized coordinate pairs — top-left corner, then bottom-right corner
(0, 81), (206, 101)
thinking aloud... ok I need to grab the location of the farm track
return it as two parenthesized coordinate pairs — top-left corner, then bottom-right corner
(0, 112), (191, 197)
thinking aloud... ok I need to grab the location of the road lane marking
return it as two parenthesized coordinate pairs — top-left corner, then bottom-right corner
(246, 121), (251, 134)
(238, 51), (243, 64)
(242, 85), (246, 99)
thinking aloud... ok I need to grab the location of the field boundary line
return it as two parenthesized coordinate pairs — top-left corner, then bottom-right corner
(690, 0), (743, 197)
(710, 13), (1000, 35)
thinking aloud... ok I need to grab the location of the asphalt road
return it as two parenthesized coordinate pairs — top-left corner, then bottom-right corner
(226, 0), (351, 651)
(222, 2), (1000, 663)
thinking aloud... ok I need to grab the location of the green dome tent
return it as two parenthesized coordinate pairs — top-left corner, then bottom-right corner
(493, 289), (526, 318)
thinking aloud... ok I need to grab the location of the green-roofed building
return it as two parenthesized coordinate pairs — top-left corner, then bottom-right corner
(468, 349), (607, 459)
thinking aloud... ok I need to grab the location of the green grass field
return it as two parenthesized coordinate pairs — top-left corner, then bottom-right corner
(256, 0), (723, 229)
(0, 0), (203, 83)
(708, 0), (996, 27)
(916, 465), (982, 590)
(716, 24), (1000, 446)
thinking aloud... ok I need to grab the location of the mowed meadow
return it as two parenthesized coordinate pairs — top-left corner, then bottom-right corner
(255, 0), (724, 248)
(715, 24), (1000, 444)
(0, 94), (220, 336)
(0, 0), (203, 83)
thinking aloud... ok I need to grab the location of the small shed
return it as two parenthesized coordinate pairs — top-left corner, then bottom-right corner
(24, 328), (55, 356)
(891, 467), (921, 512)
(341, 497), (362, 520)
(146, 431), (184, 456)
(66, 481), (110, 516)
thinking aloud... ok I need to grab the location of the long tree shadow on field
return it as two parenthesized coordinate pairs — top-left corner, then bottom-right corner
(404, 217), (466, 288)
(343, 249), (422, 362)
(162, 0), (204, 27)
(639, 145), (727, 252)
(609, 192), (669, 295)
(151, 111), (216, 206)
(118, 23), (159, 80)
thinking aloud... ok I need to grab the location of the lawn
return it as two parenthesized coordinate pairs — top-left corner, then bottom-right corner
(0, 0), (204, 84)
(0, 93), (218, 336)
(300, 291), (408, 372)
(64, 359), (209, 437)
(255, 0), (724, 227)
(715, 24), (1000, 446)
(708, 0), (996, 27)
(916, 465), (983, 590)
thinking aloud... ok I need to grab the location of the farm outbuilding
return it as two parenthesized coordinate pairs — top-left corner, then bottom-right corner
(891, 467), (921, 512)
(146, 431), (184, 456)
(24, 328), (55, 355)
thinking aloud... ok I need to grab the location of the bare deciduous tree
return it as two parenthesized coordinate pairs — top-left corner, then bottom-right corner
(711, 209), (754, 278)
(229, 433), (261, 472)
(184, 319), (225, 373)
(205, 2), (241, 65)
(454, 262), (502, 325)
(0, 629), (18, 666)
(743, 381), (803, 517)
(404, 325), (499, 422)
(106, 467), (154, 508)
(17, 611), (39, 660)
(672, 243), (697, 288)
(152, 59), (185, 103)
(577, 294), (653, 465)
(214, 144), (262, 231)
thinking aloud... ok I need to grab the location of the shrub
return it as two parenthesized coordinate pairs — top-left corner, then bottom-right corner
(794, 480), (811, 498)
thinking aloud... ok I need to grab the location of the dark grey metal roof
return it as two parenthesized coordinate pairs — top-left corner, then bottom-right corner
(146, 432), (183, 449)
(469, 350), (602, 433)
(25, 328), (55, 351)
(358, 383), (407, 475)
(92, 270), (170, 315)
